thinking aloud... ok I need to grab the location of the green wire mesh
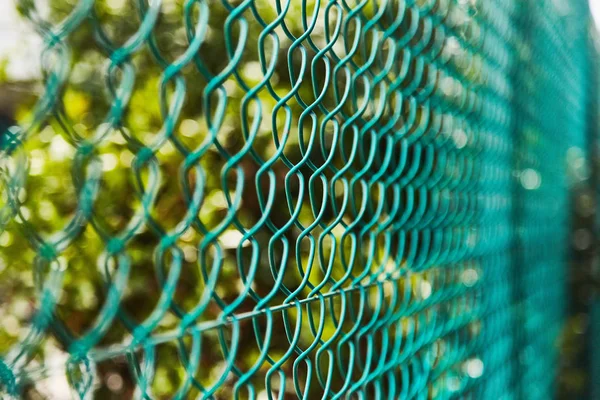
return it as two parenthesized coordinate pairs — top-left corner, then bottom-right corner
(0, 0), (594, 398)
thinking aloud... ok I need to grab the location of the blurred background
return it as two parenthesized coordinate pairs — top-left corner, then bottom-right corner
(1, 0), (600, 399)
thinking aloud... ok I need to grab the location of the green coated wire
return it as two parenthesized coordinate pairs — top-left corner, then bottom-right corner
(0, 0), (595, 398)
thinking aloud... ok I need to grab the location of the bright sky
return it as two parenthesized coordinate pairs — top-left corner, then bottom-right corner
(592, 0), (600, 29)
(0, 1), (42, 80)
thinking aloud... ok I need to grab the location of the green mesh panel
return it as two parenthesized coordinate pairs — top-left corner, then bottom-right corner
(0, 0), (594, 398)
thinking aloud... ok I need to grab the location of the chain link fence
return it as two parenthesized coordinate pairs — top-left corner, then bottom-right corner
(0, 0), (597, 398)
